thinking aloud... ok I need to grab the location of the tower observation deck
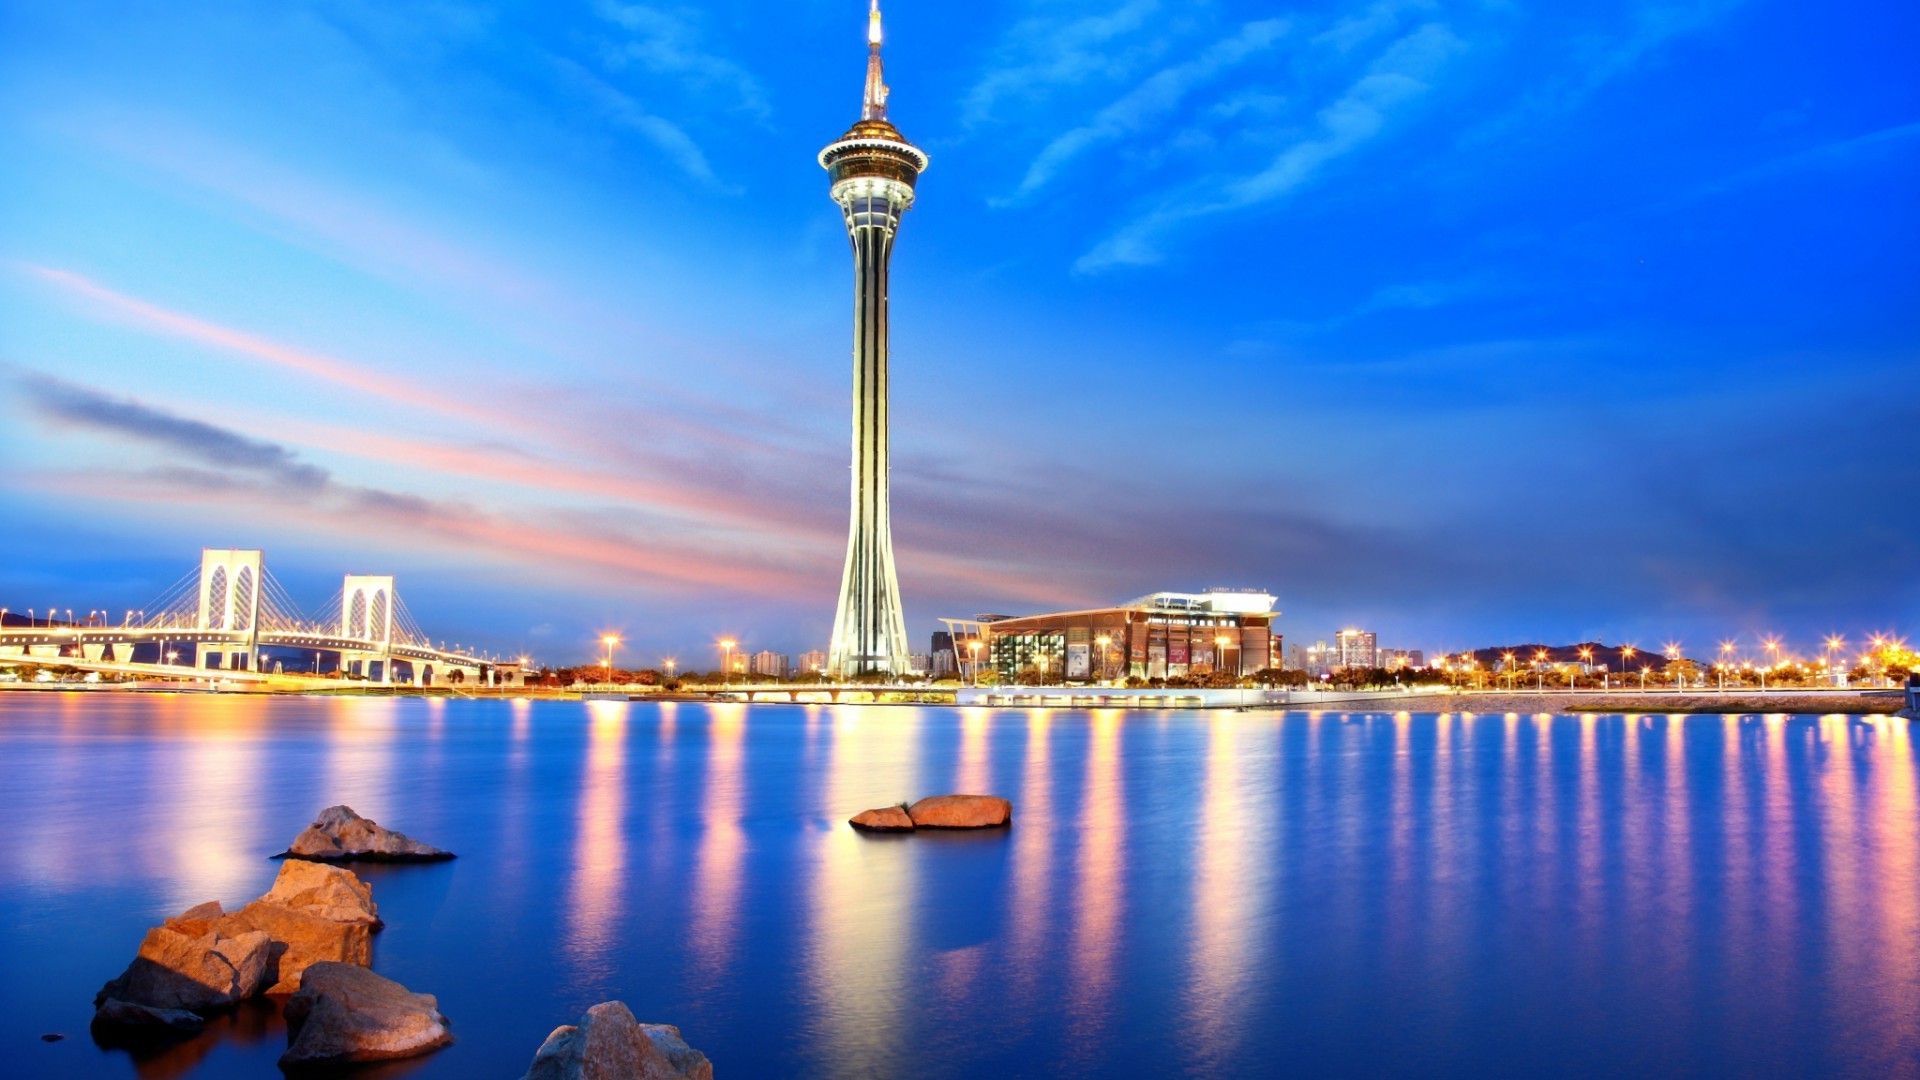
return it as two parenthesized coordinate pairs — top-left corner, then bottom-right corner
(820, 0), (926, 677)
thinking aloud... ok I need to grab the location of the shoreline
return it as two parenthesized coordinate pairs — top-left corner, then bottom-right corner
(1339, 690), (1906, 716)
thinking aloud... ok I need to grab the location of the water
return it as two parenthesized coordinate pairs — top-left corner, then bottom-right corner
(0, 696), (1915, 1079)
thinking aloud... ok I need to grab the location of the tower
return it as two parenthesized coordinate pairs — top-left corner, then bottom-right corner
(820, 0), (926, 678)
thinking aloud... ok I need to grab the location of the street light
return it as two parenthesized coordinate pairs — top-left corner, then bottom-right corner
(664, 657), (677, 682)
(967, 638), (984, 686)
(601, 635), (621, 684)
(1215, 635), (1232, 681)
(719, 639), (736, 687)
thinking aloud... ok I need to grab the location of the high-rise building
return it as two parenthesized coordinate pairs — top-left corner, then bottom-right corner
(822, 0), (926, 678)
(751, 650), (790, 679)
(799, 650), (829, 676)
(1334, 629), (1378, 669)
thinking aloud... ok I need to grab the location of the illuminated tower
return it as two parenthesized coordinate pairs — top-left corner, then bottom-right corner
(821, 0), (926, 678)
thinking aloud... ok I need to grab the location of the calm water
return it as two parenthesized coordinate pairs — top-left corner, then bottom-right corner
(1, 695), (1916, 1079)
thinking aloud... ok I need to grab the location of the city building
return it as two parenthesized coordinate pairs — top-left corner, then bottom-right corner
(822, 0), (926, 678)
(750, 650), (790, 679)
(947, 589), (1278, 683)
(907, 653), (931, 675)
(798, 649), (829, 676)
(1333, 629), (1378, 669)
(1380, 648), (1426, 669)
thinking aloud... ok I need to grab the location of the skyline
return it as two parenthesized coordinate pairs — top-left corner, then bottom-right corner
(3, 0), (1917, 663)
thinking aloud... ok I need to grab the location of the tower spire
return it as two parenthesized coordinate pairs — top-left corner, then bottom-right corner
(863, 0), (889, 121)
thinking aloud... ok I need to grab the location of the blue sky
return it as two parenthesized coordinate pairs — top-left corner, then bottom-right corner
(2, 0), (1915, 666)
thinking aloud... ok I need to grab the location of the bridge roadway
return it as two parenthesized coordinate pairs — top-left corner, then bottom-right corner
(0, 625), (504, 686)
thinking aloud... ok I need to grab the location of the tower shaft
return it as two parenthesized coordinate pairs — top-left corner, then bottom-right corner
(827, 185), (912, 676)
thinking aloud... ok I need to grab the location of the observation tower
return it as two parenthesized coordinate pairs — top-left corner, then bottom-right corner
(820, 0), (926, 677)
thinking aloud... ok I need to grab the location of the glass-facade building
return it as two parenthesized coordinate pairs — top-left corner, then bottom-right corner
(972, 590), (1278, 683)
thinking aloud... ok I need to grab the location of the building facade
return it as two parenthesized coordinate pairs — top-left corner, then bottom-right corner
(1333, 629), (1378, 669)
(798, 650), (829, 676)
(750, 650), (791, 679)
(963, 589), (1278, 683)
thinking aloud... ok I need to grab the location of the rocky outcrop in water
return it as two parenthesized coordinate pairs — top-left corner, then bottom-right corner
(92, 861), (379, 1031)
(281, 805), (453, 863)
(280, 962), (453, 1068)
(93, 923), (271, 1015)
(520, 1001), (713, 1080)
(848, 806), (915, 832)
(906, 795), (1012, 829)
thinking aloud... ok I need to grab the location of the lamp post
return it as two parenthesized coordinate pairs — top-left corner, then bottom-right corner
(1503, 652), (1516, 692)
(601, 635), (620, 686)
(967, 639), (983, 687)
(1215, 634), (1232, 681)
(1640, 666), (1649, 691)
(1825, 636), (1844, 686)
(719, 639), (736, 688)
(664, 658), (677, 683)
(1534, 650), (1548, 692)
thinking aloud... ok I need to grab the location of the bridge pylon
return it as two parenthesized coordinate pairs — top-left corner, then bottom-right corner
(341, 574), (396, 684)
(198, 549), (263, 671)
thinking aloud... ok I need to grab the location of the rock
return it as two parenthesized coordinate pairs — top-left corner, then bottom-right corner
(641, 1022), (715, 1080)
(907, 794), (1012, 829)
(92, 999), (206, 1034)
(258, 860), (382, 927)
(94, 921), (273, 1013)
(520, 1001), (712, 1080)
(849, 806), (915, 832)
(214, 900), (372, 996)
(280, 962), (452, 1068)
(283, 805), (453, 863)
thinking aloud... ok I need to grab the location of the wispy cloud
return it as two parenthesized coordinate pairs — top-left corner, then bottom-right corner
(998, 19), (1289, 205)
(1313, 0), (1437, 54)
(593, 2), (769, 122)
(22, 375), (330, 490)
(1464, 0), (1750, 146)
(550, 56), (726, 186)
(961, 0), (1167, 130)
(23, 264), (514, 429)
(1078, 23), (1465, 272)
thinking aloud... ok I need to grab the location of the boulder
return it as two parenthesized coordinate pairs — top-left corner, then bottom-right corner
(93, 922), (273, 1014)
(92, 998), (207, 1034)
(215, 901), (372, 996)
(283, 804), (453, 862)
(258, 860), (382, 927)
(849, 806), (915, 832)
(280, 962), (453, 1068)
(520, 1001), (712, 1080)
(907, 794), (1012, 829)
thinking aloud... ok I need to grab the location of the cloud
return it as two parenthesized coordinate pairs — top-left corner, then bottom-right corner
(1078, 23), (1465, 272)
(961, 0), (1166, 130)
(1464, 0), (1750, 146)
(594, 2), (769, 121)
(1313, 0), (1437, 53)
(550, 56), (726, 186)
(21, 375), (331, 490)
(998, 19), (1289, 205)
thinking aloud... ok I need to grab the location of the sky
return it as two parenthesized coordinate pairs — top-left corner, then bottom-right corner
(1, 0), (1916, 667)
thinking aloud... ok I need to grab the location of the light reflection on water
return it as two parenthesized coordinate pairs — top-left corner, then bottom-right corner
(0, 698), (1916, 1079)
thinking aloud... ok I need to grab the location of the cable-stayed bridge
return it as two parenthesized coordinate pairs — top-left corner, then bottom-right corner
(0, 549), (522, 688)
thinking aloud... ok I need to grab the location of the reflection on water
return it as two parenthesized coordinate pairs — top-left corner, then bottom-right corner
(688, 704), (747, 989)
(0, 700), (1917, 1079)
(564, 701), (628, 980)
(806, 707), (921, 1078)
